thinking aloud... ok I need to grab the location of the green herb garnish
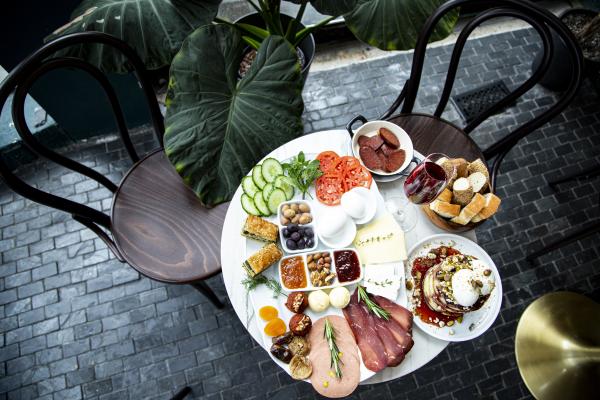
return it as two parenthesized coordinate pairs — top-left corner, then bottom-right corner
(282, 151), (323, 199)
(324, 318), (343, 379)
(242, 275), (283, 327)
(357, 285), (390, 320)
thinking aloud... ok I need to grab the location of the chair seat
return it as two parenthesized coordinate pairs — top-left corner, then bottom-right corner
(388, 113), (485, 162)
(111, 150), (227, 283)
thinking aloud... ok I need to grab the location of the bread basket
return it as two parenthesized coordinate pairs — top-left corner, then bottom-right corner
(421, 189), (492, 232)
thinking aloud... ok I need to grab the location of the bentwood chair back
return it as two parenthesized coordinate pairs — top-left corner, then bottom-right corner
(377, 0), (584, 190)
(0, 32), (226, 308)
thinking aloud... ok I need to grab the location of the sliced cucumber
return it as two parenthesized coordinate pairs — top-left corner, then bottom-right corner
(274, 175), (295, 200)
(253, 191), (271, 216)
(267, 188), (287, 215)
(252, 165), (267, 189)
(242, 176), (259, 197)
(241, 194), (260, 216)
(262, 183), (274, 202)
(261, 158), (283, 183)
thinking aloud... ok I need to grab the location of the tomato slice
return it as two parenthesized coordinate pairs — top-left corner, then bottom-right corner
(344, 165), (373, 190)
(316, 173), (344, 206)
(316, 151), (340, 174)
(338, 156), (361, 173)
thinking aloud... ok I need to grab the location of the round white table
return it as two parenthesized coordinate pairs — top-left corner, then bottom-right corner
(221, 130), (477, 385)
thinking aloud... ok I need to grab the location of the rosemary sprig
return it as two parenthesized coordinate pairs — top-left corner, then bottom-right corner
(324, 318), (343, 379)
(242, 275), (283, 327)
(357, 285), (390, 320)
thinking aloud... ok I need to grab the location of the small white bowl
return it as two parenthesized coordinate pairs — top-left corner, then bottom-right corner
(277, 200), (318, 254)
(341, 187), (377, 225)
(351, 120), (414, 176)
(318, 217), (357, 249)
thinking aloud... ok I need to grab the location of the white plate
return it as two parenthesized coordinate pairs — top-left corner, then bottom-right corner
(341, 187), (377, 225)
(405, 234), (502, 342)
(317, 217), (356, 248)
(245, 153), (391, 384)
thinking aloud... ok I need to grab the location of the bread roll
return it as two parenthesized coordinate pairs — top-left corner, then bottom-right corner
(437, 188), (453, 203)
(468, 172), (488, 193)
(471, 214), (482, 223)
(451, 193), (486, 225)
(440, 159), (457, 186)
(452, 178), (473, 206)
(451, 158), (469, 178)
(476, 193), (501, 219)
(430, 200), (461, 218)
(468, 159), (490, 181)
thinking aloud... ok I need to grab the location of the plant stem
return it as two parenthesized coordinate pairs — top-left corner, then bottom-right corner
(285, 0), (308, 42)
(293, 16), (335, 46)
(245, 0), (262, 14)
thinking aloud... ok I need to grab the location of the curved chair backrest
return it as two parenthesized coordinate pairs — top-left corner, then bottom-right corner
(381, 0), (584, 187)
(0, 32), (164, 258)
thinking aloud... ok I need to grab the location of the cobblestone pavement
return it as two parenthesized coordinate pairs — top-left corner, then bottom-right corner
(1, 28), (599, 400)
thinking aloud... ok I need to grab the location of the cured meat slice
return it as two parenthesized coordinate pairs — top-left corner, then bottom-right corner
(359, 146), (382, 170)
(371, 294), (414, 332)
(380, 317), (414, 354)
(376, 150), (387, 168)
(357, 135), (370, 147)
(308, 316), (360, 398)
(384, 149), (406, 172)
(379, 127), (400, 148)
(366, 135), (384, 150)
(342, 292), (388, 372)
(370, 312), (406, 367)
(380, 143), (395, 156)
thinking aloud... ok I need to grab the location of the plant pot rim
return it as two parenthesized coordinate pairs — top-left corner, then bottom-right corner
(233, 12), (316, 75)
(558, 7), (598, 19)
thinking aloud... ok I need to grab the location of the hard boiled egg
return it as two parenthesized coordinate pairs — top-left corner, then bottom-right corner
(318, 208), (349, 238)
(341, 190), (367, 219)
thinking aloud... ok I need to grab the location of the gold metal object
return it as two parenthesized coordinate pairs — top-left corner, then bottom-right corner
(515, 291), (600, 400)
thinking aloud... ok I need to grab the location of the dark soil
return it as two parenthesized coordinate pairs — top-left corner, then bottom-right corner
(562, 13), (600, 62)
(238, 47), (306, 79)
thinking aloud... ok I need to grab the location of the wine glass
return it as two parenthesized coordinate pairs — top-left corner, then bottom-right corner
(403, 153), (454, 205)
(385, 194), (417, 232)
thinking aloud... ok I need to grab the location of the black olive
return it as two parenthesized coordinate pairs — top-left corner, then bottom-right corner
(270, 344), (293, 363)
(305, 238), (314, 248)
(304, 228), (314, 238)
(288, 224), (298, 233)
(286, 239), (297, 250)
(291, 232), (301, 241)
(272, 331), (294, 346)
(282, 228), (290, 238)
(297, 238), (306, 249)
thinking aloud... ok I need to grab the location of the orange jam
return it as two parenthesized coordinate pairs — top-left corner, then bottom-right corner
(280, 256), (307, 289)
(259, 306), (278, 321)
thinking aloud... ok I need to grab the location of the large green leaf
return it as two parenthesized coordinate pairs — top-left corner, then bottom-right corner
(164, 25), (304, 206)
(343, 0), (459, 50)
(47, 0), (222, 73)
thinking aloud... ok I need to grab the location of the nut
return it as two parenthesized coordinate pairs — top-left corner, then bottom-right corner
(280, 217), (290, 225)
(291, 215), (300, 224)
(298, 203), (310, 213)
(299, 214), (312, 225)
(291, 203), (299, 212)
(483, 269), (492, 276)
(281, 204), (290, 211)
(285, 292), (308, 314)
(283, 209), (296, 219)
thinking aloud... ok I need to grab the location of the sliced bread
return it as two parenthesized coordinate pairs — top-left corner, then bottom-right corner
(477, 193), (501, 219)
(451, 158), (469, 178)
(468, 159), (490, 181)
(452, 177), (474, 206)
(468, 172), (488, 193)
(430, 200), (461, 218)
(437, 188), (453, 203)
(451, 193), (486, 225)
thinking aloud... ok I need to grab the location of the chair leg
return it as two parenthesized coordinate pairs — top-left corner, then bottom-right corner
(191, 280), (224, 309)
(171, 386), (191, 400)
(526, 222), (600, 262)
(549, 165), (600, 187)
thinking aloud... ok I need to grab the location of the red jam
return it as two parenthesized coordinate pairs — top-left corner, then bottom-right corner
(412, 246), (462, 326)
(334, 250), (360, 282)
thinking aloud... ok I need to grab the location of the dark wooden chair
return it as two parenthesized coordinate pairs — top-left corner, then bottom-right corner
(0, 32), (226, 308)
(349, 0), (584, 191)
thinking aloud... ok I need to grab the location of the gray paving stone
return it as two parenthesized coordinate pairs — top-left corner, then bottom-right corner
(32, 317), (60, 336)
(32, 289), (58, 309)
(43, 272), (71, 291)
(37, 375), (66, 396)
(32, 263), (58, 281)
(17, 281), (43, 299)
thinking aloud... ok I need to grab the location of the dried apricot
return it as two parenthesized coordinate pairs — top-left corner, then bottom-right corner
(264, 318), (286, 337)
(259, 306), (279, 321)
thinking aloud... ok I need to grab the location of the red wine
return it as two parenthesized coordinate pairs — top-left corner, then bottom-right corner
(403, 161), (448, 204)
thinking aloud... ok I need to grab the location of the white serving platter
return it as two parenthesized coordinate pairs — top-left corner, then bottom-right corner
(244, 151), (404, 384)
(405, 234), (503, 342)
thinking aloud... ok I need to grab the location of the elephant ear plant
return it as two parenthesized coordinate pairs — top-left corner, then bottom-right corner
(51, 0), (459, 207)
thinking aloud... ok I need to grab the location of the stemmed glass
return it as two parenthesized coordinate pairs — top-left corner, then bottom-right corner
(385, 194), (417, 232)
(403, 153), (454, 205)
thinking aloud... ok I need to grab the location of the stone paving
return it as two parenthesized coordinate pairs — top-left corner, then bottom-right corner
(1, 27), (600, 400)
